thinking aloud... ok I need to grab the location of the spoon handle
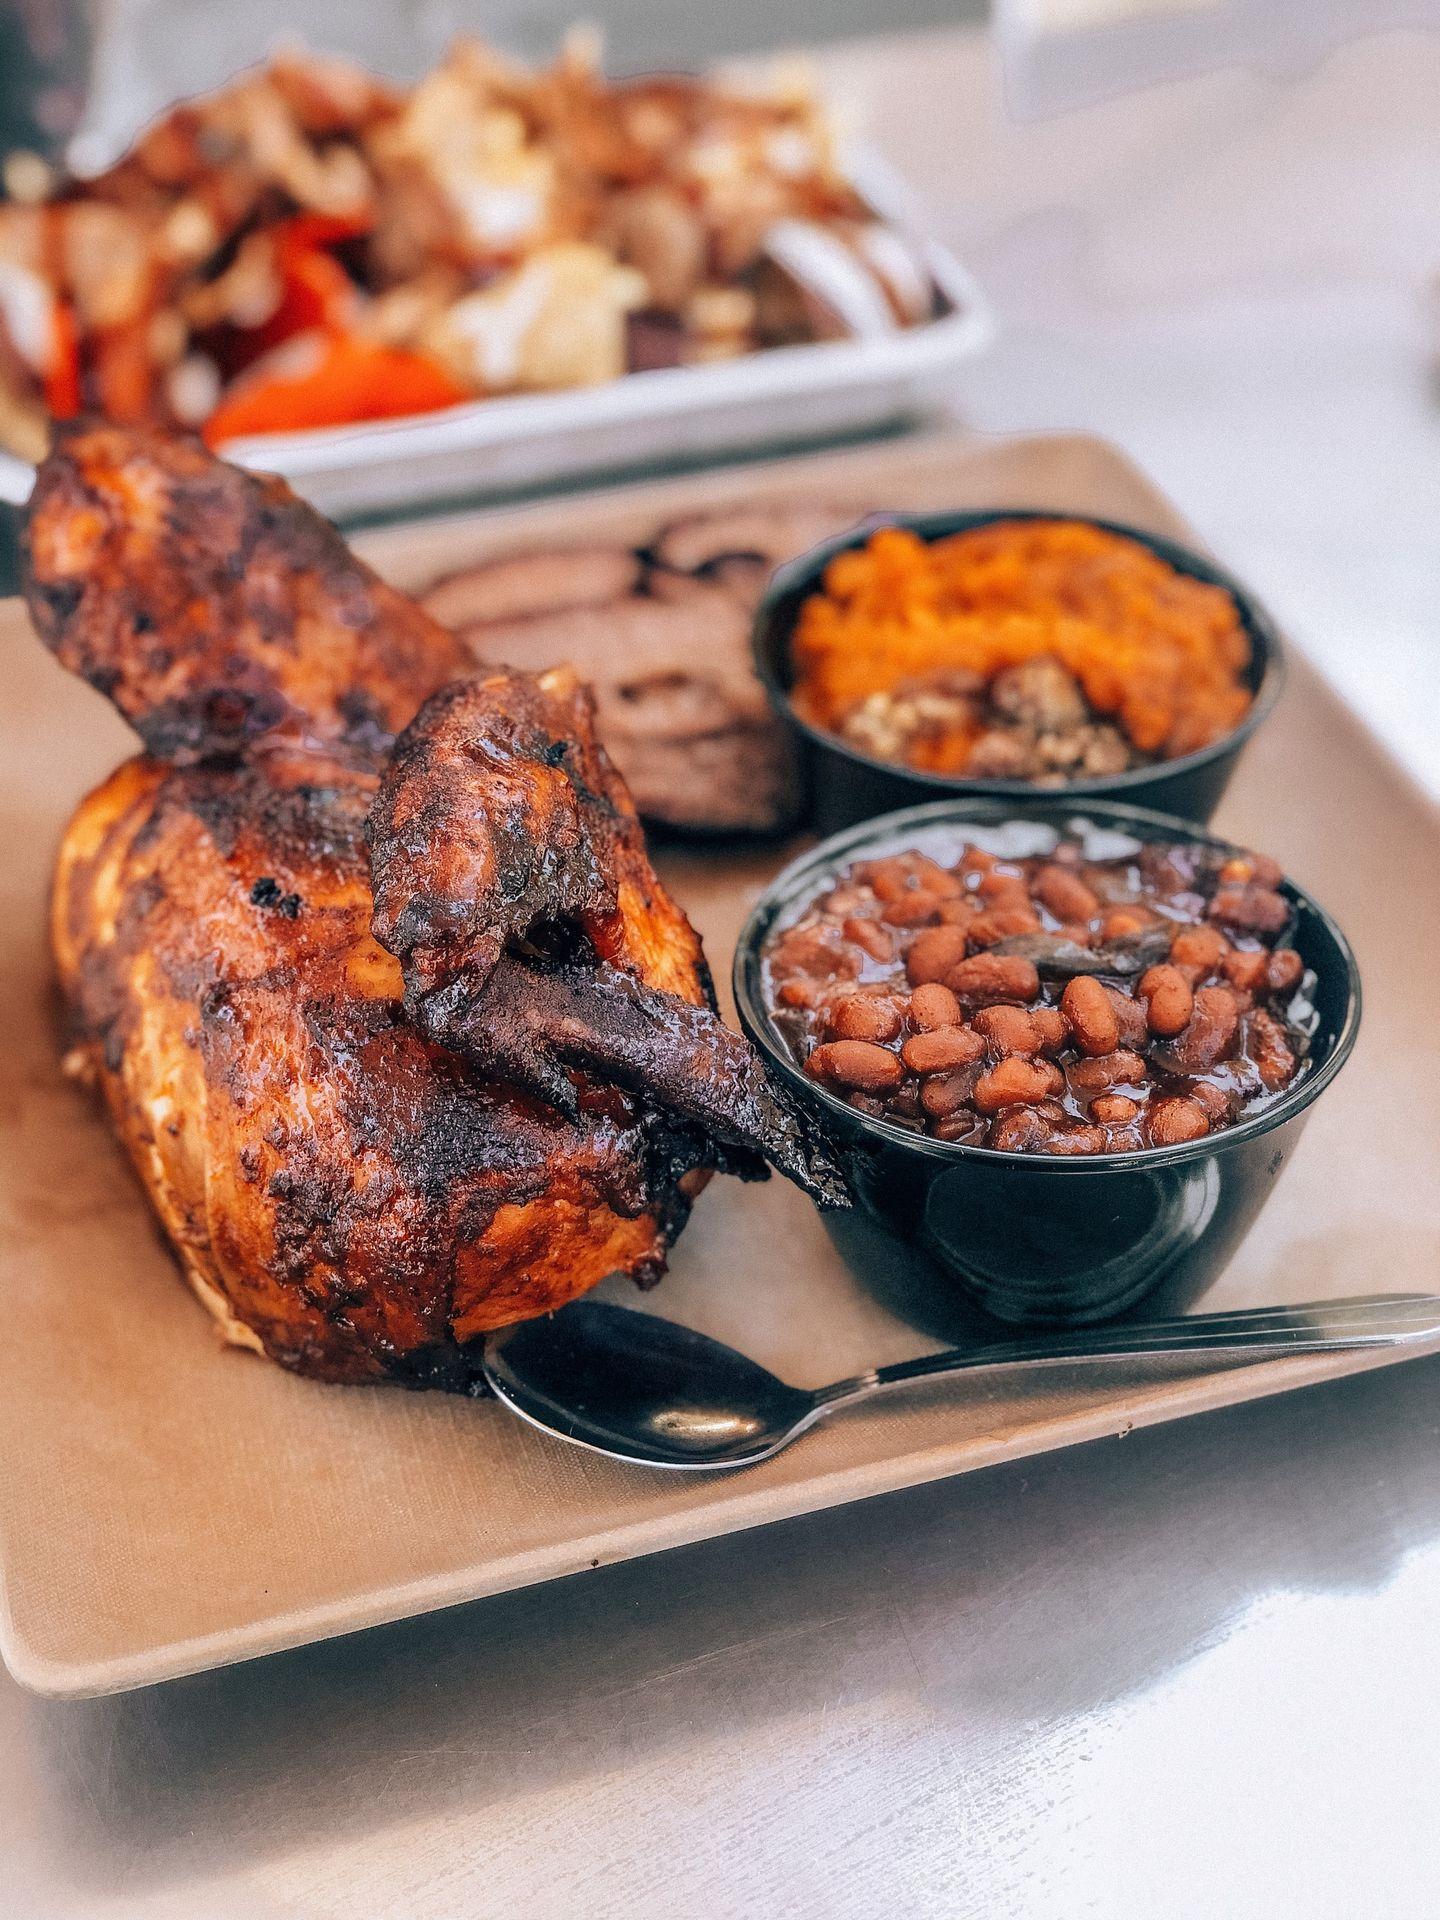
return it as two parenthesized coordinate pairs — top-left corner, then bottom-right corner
(814, 1292), (1440, 1412)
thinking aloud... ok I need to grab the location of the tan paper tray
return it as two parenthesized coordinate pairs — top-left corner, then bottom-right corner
(2, 429), (1435, 1698)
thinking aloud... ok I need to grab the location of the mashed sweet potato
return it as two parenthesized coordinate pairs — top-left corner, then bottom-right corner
(790, 519), (1253, 774)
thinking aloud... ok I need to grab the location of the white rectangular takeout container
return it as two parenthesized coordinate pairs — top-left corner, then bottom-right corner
(2, 428), (1435, 1699)
(0, 155), (992, 520)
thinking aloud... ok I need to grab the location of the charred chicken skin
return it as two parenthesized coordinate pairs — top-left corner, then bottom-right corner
(26, 423), (844, 1389)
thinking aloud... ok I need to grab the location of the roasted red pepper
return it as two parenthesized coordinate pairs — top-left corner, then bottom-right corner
(43, 301), (82, 418)
(249, 210), (370, 356)
(203, 332), (470, 443)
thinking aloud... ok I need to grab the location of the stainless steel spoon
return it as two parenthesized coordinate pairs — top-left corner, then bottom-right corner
(482, 1293), (1440, 1470)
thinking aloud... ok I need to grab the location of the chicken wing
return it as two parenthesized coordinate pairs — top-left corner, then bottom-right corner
(369, 669), (847, 1199)
(23, 420), (467, 762)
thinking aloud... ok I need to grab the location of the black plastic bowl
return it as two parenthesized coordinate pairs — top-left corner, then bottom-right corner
(734, 798), (1360, 1327)
(752, 508), (1286, 836)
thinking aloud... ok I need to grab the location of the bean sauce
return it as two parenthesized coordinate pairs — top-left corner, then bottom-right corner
(762, 836), (1314, 1154)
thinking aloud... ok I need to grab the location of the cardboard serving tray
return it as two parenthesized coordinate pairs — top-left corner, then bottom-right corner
(2, 429), (1437, 1698)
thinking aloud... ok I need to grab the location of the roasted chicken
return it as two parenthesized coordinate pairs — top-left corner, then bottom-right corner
(24, 423), (843, 1390)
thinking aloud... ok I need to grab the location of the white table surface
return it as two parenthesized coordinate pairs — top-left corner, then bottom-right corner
(7, 23), (1440, 1918)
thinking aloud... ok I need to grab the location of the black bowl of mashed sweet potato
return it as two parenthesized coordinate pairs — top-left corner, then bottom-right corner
(752, 510), (1285, 835)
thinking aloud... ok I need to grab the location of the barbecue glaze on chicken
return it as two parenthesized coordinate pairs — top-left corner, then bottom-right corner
(26, 424), (843, 1389)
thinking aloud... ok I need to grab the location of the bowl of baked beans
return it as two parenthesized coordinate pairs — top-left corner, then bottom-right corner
(734, 798), (1359, 1325)
(752, 510), (1285, 835)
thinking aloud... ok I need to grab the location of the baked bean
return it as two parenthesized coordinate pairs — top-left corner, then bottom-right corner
(908, 982), (963, 1030)
(901, 1026), (985, 1075)
(843, 917), (894, 964)
(1068, 1050), (1148, 1092)
(1169, 924), (1229, 974)
(1190, 1080), (1234, 1123)
(1163, 985), (1241, 1073)
(1041, 1125), (1110, 1156)
(1034, 863), (1100, 923)
(1105, 1130), (1144, 1154)
(905, 855), (964, 897)
(879, 889), (943, 928)
(906, 925), (971, 986)
(1267, 948), (1304, 994)
(828, 996), (903, 1044)
(1146, 1097), (1210, 1146)
(1247, 1008), (1297, 1090)
(990, 1109), (1051, 1152)
(973, 1004), (1042, 1055)
(771, 924), (862, 980)
(1209, 884), (1290, 936)
(1138, 964), (1194, 1037)
(868, 859), (923, 903)
(807, 1039), (903, 1094)
(966, 904), (1042, 947)
(947, 953), (1041, 1004)
(1219, 853), (1283, 888)
(1104, 985), (1149, 1049)
(1061, 975), (1120, 1056)
(978, 867), (1030, 905)
(974, 1057), (1054, 1113)
(765, 831), (1313, 1155)
(920, 1067), (981, 1119)
(1221, 947), (1268, 993)
(821, 885), (867, 917)
(1101, 907), (1149, 941)
(1032, 1007), (1069, 1054)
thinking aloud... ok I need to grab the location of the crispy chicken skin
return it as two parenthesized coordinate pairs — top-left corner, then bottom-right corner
(369, 667), (703, 1003)
(50, 753), (698, 1382)
(370, 672), (849, 1195)
(23, 421), (468, 762)
(29, 424), (844, 1389)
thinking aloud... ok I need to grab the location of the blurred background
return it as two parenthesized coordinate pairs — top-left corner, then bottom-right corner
(6, 0), (1435, 165)
(3, 0), (1439, 780)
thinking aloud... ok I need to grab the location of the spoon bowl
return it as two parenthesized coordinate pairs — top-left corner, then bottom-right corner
(484, 1302), (821, 1468)
(482, 1293), (1440, 1471)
